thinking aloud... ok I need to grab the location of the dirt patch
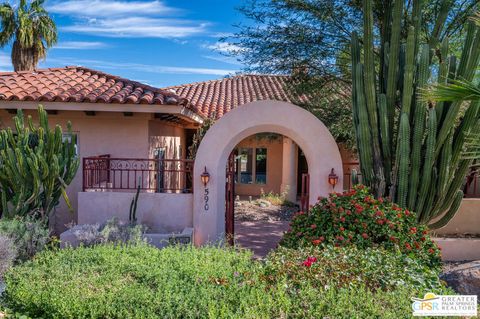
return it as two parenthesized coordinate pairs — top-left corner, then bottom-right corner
(442, 261), (466, 273)
(234, 200), (299, 222)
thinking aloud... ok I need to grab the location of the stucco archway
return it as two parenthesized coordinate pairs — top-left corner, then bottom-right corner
(193, 100), (343, 245)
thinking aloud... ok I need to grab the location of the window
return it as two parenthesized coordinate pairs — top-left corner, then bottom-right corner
(235, 148), (267, 184)
(237, 148), (253, 184)
(255, 148), (267, 184)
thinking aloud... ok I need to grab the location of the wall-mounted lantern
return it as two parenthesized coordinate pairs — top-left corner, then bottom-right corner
(328, 168), (338, 189)
(201, 166), (210, 187)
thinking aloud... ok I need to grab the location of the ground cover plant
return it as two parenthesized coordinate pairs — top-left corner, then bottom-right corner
(265, 246), (444, 291)
(0, 234), (15, 279)
(1, 243), (453, 319)
(0, 216), (49, 263)
(280, 185), (442, 267)
(67, 217), (145, 247)
(2, 244), (277, 319)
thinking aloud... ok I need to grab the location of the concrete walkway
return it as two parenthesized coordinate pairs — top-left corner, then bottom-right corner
(235, 220), (290, 258)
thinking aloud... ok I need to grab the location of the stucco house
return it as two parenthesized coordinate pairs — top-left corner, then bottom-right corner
(1, 65), (479, 261)
(0, 66), (353, 243)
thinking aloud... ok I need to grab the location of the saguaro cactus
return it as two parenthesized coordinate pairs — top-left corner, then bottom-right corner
(352, 0), (480, 228)
(0, 106), (79, 221)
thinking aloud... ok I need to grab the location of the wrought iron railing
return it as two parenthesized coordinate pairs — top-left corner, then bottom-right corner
(83, 156), (194, 193)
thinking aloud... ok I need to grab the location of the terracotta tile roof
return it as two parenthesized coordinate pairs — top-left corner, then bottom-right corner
(164, 74), (314, 119)
(0, 66), (188, 106)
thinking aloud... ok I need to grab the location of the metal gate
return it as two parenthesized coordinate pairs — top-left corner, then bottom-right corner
(300, 173), (310, 213)
(225, 151), (236, 245)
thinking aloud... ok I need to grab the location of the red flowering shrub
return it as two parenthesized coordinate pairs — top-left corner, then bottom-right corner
(280, 185), (441, 267)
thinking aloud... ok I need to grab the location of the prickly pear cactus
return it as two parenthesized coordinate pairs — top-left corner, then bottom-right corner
(351, 0), (480, 228)
(0, 106), (79, 221)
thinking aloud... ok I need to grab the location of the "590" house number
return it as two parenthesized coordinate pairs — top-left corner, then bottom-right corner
(204, 188), (209, 211)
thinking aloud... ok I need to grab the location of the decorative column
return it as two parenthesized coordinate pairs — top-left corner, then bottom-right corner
(281, 137), (298, 202)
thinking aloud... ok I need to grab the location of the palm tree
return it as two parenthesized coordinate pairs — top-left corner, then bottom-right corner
(0, 0), (57, 71)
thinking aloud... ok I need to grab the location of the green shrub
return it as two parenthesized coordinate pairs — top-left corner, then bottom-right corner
(2, 244), (278, 319)
(0, 234), (16, 279)
(2, 244), (452, 319)
(280, 185), (441, 267)
(67, 217), (145, 247)
(276, 285), (453, 319)
(99, 217), (144, 244)
(0, 217), (49, 262)
(260, 188), (296, 207)
(264, 246), (445, 292)
(1, 308), (33, 319)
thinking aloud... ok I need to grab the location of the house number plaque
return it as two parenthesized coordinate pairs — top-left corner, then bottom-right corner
(204, 188), (209, 211)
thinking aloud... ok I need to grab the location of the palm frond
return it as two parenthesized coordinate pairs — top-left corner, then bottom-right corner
(470, 12), (480, 27)
(420, 78), (480, 103)
(462, 121), (480, 160)
(0, 4), (15, 46)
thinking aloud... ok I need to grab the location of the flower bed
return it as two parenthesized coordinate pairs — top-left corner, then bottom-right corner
(280, 185), (441, 267)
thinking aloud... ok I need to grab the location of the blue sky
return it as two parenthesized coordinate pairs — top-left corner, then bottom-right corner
(0, 0), (246, 87)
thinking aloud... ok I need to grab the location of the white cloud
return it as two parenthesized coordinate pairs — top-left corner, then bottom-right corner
(48, 0), (208, 38)
(42, 57), (237, 76)
(202, 55), (242, 66)
(48, 0), (178, 17)
(54, 41), (108, 50)
(149, 65), (235, 76)
(204, 42), (242, 53)
(209, 32), (234, 38)
(61, 17), (208, 38)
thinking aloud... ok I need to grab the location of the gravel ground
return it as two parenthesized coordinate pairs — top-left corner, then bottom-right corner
(234, 200), (299, 222)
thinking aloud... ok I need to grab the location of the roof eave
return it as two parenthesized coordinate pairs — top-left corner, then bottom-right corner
(0, 100), (204, 124)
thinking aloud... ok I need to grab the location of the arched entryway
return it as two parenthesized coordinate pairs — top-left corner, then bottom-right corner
(193, 100), (343, 245)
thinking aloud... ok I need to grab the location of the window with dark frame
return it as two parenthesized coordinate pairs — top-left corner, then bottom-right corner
(255, 148), (267, 184)
(235, 147), (267, 185)
(237, 148), (253, 184)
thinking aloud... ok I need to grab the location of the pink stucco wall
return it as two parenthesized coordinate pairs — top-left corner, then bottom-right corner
(433, 199), (480, 235)
(148, 120), (187, 159)
(0, 107), (188, 233)
(78, 192), (193, 233)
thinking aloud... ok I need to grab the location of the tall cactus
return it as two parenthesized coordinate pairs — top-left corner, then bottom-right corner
(352, 0), (480, 228)
(0, 106), (79, 222)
